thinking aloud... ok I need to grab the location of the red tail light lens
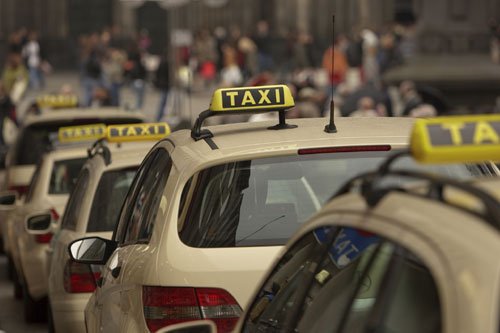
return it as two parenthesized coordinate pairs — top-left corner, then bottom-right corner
(8, 185), (29, 196)
(63, 260), (101, 293)
(298, 145), (391, 155)
(50, 208), (60, 221)
(142, 286), (241, 333)
(35, 233), (53, 243)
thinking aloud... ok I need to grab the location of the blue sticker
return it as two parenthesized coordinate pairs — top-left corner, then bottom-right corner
(314, 227), (379, 268)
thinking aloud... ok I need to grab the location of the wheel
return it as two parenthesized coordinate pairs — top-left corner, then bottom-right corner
(7, 255), (14, 280)
(47, 300), (56, 333)
(22, 285), (47, 323)
(12, 267), (23, 299)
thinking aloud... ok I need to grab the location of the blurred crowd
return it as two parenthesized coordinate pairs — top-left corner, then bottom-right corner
(2, 18), (500, 130)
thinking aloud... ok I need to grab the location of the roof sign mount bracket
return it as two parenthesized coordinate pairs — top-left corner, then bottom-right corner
(268, 110), (298, 130)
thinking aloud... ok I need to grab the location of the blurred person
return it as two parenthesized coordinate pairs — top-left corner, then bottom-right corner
(91, 86), (112, 107)
(292, 31), (313, 70)
(192, 29), (218, 86)
(408, 104), (437, 118)
(238, 35), (258, 78)
(220, 45), (243, 87)
(322, 37), (349, 89)
(400, 80), (423, 116)
(344, 32), (364, 91)
(253, 20), (274, 72)
(154, 51), (170, 121)
(124, 44), (147, 109)
(102, 49), (125, 106)
(378, 31), (404, 74)
(22, 31), (44, 90)
(0, 82), (18, 145)
(361, 29), (380, 84)
(350, 96), (381, 117)
(214, 26), (228, 71)
(489, 19), (500, 64)
(82, 49), (103, 107)
(2, 54), (28, 100)
(8, 31), (24, 56)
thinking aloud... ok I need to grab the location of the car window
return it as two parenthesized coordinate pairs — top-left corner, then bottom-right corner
(179, 152), (482, 248)
(24, 162), (41, 203)
(49, 158), (87, 194)
(121, 149), (171, 244)
(61, 169), (90, 230)
(87, 167), (137, 232)
(242, 226), (441, 333)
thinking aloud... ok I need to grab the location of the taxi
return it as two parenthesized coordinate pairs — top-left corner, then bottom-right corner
(48, 123), (170, 333)
(2, 144), (89, 322)
(68, 85), (497, 333)
(3, 103), (144, 198)
(224, 114), (500, 333)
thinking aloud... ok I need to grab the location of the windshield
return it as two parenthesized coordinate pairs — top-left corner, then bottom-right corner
(49, 157), (87, 194)
(14, 118), (142, 165)
(179, 151), (485, 248)
(87, 167), (138, 232)
(244, 226), (441, 333)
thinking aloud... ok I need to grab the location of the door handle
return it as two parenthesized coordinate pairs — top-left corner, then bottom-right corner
(111, 266), (121, 278)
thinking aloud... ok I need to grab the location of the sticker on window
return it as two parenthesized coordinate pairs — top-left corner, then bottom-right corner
(314, 227), (379, 268)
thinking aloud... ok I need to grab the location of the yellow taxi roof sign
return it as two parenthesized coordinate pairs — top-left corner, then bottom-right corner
(209, 84), (294, 112)
(106, 122), (171, 143)
(410, 114), (500, 163)
(36, 94), (78, 108)
(58, 124), (107, 143)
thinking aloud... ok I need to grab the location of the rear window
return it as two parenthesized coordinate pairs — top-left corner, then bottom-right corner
(87, 168), (138, 232)
(179, 152), (485, 248)
(14, 118), (142, 165)
(49, 158), (87, 194)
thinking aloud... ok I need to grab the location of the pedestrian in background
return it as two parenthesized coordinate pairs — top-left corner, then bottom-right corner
(23, 31), (44, 90)
(102, 48), (125, 106)
(124, 44), (147, 110)
(82, 49), (103, 107)
(2, 54), (28, 103)
(154, 51), (170, 121)
(0, 82), (18, 145)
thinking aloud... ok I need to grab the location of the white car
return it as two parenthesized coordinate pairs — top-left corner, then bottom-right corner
(6, 146), (88, 322)
(171, 114), (500, 333)
(68, 85), (497, 333)
(3, 107), (144, 196)
(48, 123), (170, 333)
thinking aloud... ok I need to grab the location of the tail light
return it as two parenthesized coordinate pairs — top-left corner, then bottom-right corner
(35, 233), (53, 243)
(63, 260), (101, 293)
(142, 286), (241, 333)
(298, 145), (391, 155)
(8, 185), (29, 196)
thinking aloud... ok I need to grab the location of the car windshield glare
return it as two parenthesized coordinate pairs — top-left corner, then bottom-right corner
(49, 158), (87, 194)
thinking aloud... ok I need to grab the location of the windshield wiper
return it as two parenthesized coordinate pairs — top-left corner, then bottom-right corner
(235, 215), (285, 245)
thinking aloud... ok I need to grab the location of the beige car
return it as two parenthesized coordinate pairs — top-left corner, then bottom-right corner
(0, 107), (144, 252)
(172, 114), (500, 333)
(3, 146), (88, 322)
(68, 86), (497, 333)
(48, 123), (170, 333)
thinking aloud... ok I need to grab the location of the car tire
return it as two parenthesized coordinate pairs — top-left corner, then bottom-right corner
(12, 267), (23, 299)
(23, 286), (47, 323)
(47, 300), (56, 333)
(6, 255), (14, 281)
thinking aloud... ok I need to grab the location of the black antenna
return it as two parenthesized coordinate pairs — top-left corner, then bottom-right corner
(325, 14), (338, 133)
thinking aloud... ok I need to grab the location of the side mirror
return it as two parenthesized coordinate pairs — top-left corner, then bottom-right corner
(68, 237), (117, 265)
(156, 320), (217, 333)
(0, 191), (18, 207)
(25, 213), (52, 234)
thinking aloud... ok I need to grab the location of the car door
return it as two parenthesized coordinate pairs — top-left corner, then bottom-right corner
(94, 147), (172, 332)
(240, 213), (446, 333)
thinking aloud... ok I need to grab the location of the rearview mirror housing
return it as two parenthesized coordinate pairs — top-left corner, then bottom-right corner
(68, 237), (117, 265)
(25, 213), (52, 234)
